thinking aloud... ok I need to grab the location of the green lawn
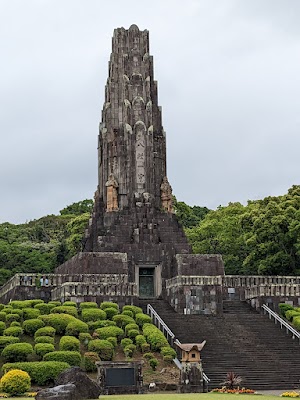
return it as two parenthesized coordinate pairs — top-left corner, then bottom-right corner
(101, 394), (280, 400)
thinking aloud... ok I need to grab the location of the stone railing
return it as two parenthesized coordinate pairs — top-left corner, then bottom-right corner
(245, 285), (300, 300)
(224, 275), (300, 287)
(166, 275), (223, 289)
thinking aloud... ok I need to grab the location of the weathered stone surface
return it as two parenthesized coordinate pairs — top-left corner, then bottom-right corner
(35, 384), (78, 400)
(55, 366), (101, 399)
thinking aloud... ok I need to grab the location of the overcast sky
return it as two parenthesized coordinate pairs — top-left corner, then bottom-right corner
(0, 0), (299, 224)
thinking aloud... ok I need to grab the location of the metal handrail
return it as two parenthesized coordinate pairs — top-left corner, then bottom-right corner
(146, 304), (210, 384)
(262, 304), (300, 342)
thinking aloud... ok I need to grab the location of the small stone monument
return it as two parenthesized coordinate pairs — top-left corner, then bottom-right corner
(176, 341), (206, 393)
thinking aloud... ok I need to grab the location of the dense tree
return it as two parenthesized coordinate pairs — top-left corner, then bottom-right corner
(60, 199), (93, 216)
(173, 197), (210, 228)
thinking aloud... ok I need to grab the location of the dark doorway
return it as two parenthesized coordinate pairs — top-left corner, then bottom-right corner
(139, 268), (155, 298)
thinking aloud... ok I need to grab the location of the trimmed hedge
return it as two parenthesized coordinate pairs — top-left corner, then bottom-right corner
(3, 326), (23, 337)
(34, 326), (56, 338)
(100, 302), (119, 311)
(34, 303), (56, 315)
(0, 321), (6, 335)
(125, 323), (139, 335)
(23, 308), (41, 320)
(94, 326), (124, 341)
(0, 336), (20, 350)
(59, 336), (80, 352)
(135, 313), (152, 326)
(79, 302), (98, 310)
(160, 346), (176, 359)
(48, 301), (61, 307)
(63, 301), (77, 307)
(23, 318), (45, 336)
(79, 332), (92, 344)
(38, 313), (77, 335)
(88, 339), (114, 361)
(135, 334), (147, 349)
(278, 303), (294, 317)
(2, 361), (70, 385)
(83, 352), (100, 372)
(88, 320), (116, 331)
(34, 343), (55, 358)
(104, 307), (119, 320)
(0, 369), (31, 395)
(113, 314), (135, 328)
(107, 336), (117, 347)
(43, 351), (82, 366)
(122, 305), (142, 315)
(10, 321), (21, 327)
(81, 309), (106, 322)
(285, 310), (300, 321)
(292, 316), (300, 330)
(121, 338), (133, 349)
(6, 314), (21, 323)
(142, 323), (168, 351)
(0, 312), (6, 321)
(65, 320), (89, 337)
(34, 336), (55, 345)
(51, 306), (78, 318)
(2, 343), (33, 362)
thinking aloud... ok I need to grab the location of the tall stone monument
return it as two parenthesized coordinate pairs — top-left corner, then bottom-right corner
(55, 25), (224, 307)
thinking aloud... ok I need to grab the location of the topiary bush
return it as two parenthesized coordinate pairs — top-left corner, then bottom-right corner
(0, 336), (20, 350)
(34, 336), (55, 345)
(142, 323), (168, 351)
(292, 316), (300, 331)
(2, 342), (33, 362)
(123, 344), (136, 358)
(34, 326), (56, 338)
(2, 361), (70, 385)
(0, 312), (6, 322)
(10, 321), (21, 327)
(23, 308), (41, 320)
(88, 320), (116, 331)
(88, 339), (114, 361)
(160, 346), (177, 359)
(135, 313), (152, 326)
(5, 313), (21, 323)
(121, 338), (133, 349)
(285, 310), (300, 321)
(0, 304), (4, 311)
(79, 302), (98, 310)
(0, 321), (6, 335)
(107, 336), (117, 348)
(63, 301), (77, 307)
(122, 305), (142, 316)
(128, 329), (140, 339)
(3, 326), (23, 337)
(149, 357), (158, 371)
(143, 352), (154, 360)
(48, 301), (61, 307)
(34, 303), (56, 315)
(83, 352), (100, 372)
(94, 326), (124, 341)
(135, 334), (147, 350)
(278, 303), (294, 317)
(113, 314), (135, 328)
(65, 320), (89, 337)
(104, 307), (119, 320)
(79, 332), (92, 346)
(125, 323), (139, 335)
(100, 302), (119, 311)
(122, 310), (134, 318)
(34, 343), (55, 358)
(59, 336), (80, 352)
(23, 318), (45, 336)
(82, 308), (106, 322)
(38, 313), (76, 335)
(6, 308), (23, 317)
(43, 351), (82, 366)
(141, 342), (150, 353)
(0, 369), (31, 395)
(51, 306), (78, 318)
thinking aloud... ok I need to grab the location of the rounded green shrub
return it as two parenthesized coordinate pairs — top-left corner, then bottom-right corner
(128, 329), (139, 339)
(143, 352), (154, 360)
(135, 334), (147, 349)
(125, 323), (139, 335)
(59, 336), (80, 352)
(2, 343), (33, 362)
(100, 302), (119, 311)
(94, 326), (124, 341)
(121, 338), (133, 349)
(107, 336), (117, 347)
(0, 369), (31, 395)
(3, 326), (23, 337)
(142, 323), (168, 350)
(122, 305), (142, 316)
(79, 332), (92, 345)
(34, 336), (55, 344)
(51, 306), (78, 318)
(43, 351), (82, 366)
(160, 346), (176, 359)
(0, 304), (4, 311)
(34, 326), (56, 338)
(83, 352), (100, 372)
(88, 320), (116, 331)
(88, 339), (114, 361)
(135, 313), (152, 326)
(48, 301), (61, 307)
(141, 342), (150, 353)
(79, 302), (98, 310)
(6, 313), (21, 323)
(0, 336), (20, 350)
(34, 343), (55, 358)
(2, 361), (70, 385)
(82, 308), (106, 322)
(285, 310), (300, 321)
(123, 344), (136, 357)
(122, 310), (134, 318)
(149, 357), (158, 371)
(38, 313), (76, 335)
(23, 318), (45, 336)
(63, 301), (77, 307)
(113, 314), (135, 328)
(0, 312), (7, 321)
(104, 307), (119, 320)
(10, 321), (21, 327)
(23, 308), (40, 320)
(163, 355), (174, 363)
(65, 320), (89, 337)
(292, 316), (300, 330)
(278, 303), (294, 316)
(34, 303), (56, 315)
(0, 321), (6, 335)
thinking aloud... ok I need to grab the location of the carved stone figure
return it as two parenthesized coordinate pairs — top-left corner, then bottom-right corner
(160, 176), (174, 213)
(105, 173), (119, 212)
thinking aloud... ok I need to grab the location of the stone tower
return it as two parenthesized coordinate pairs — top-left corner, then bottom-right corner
(56, 25), (224, 303)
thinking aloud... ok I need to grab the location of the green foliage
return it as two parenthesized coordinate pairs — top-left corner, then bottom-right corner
(0, 321), (6, 335)
(135, 334), (147, 349)
(100, 302), (119, 311)
(34, 336), (55, 344)
(142, 323), (169, 351)
(60, 199), (93, 216)
(23, 318), (45, 336)
(79, 302), (98, 310)
(39, 313), (76, 335)
(5, 313), (21, 323)
(0, 336), (20, 350)
(65, 320), (89, 337)
(107, 336), (117, 347)
(122, 310), (134, 318)
(34, 303), (56, 314)
(78, 332), (92, 344)
(63, 301), (77, 307)
(10, 321), (21, 327)
(141, 343), (150, 353)
(125, 323), (139, 335)
(0, 312), (6, 321)
(23, 307), (41, 320)
(279, 303), (294, 316)
(83, 352), (100, 372)
(0, 369), (31, 395)
(113, 314), (135, 328)
(94, 326), (124, 340)
(285, 310), (300, 321)
(121, 338), (133, 349)
(59, 336), (80, 352)
(143, 352), (154, 360)
(135, 313), (152, 326)
(48, 301), (61, 307)
(2, 361), (70, 385)
(173, 197), (210, 228)
(88, 320), (116, 330)
(88, 339), (114, 361)
(123, 344), (136, 357)
(149, 357), (158, 370)
(3, 326), (23, 337)
(81, 308), (106, 322)
(43, 351), (82, 366)
(160, 346), (176, 359)
(51, 305), (78, 317)
(34, 343), (55, 358)
(65, 213), (90, 257)
(122, 305), (142, 316)
(127, 329), (139, 339)
(104, 307), (119, 320)
(292, 316), (300, 331)
(2, 342), (33, 362)
(34, 326), (56, 338)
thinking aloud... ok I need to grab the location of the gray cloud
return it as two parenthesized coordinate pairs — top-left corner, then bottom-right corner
(0, 0), (299, 223)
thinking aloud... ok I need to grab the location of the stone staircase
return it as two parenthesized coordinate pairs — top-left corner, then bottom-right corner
(140, 299), (300, 390)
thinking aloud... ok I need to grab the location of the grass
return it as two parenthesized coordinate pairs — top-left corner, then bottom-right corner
(101, 394), (280, 400)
